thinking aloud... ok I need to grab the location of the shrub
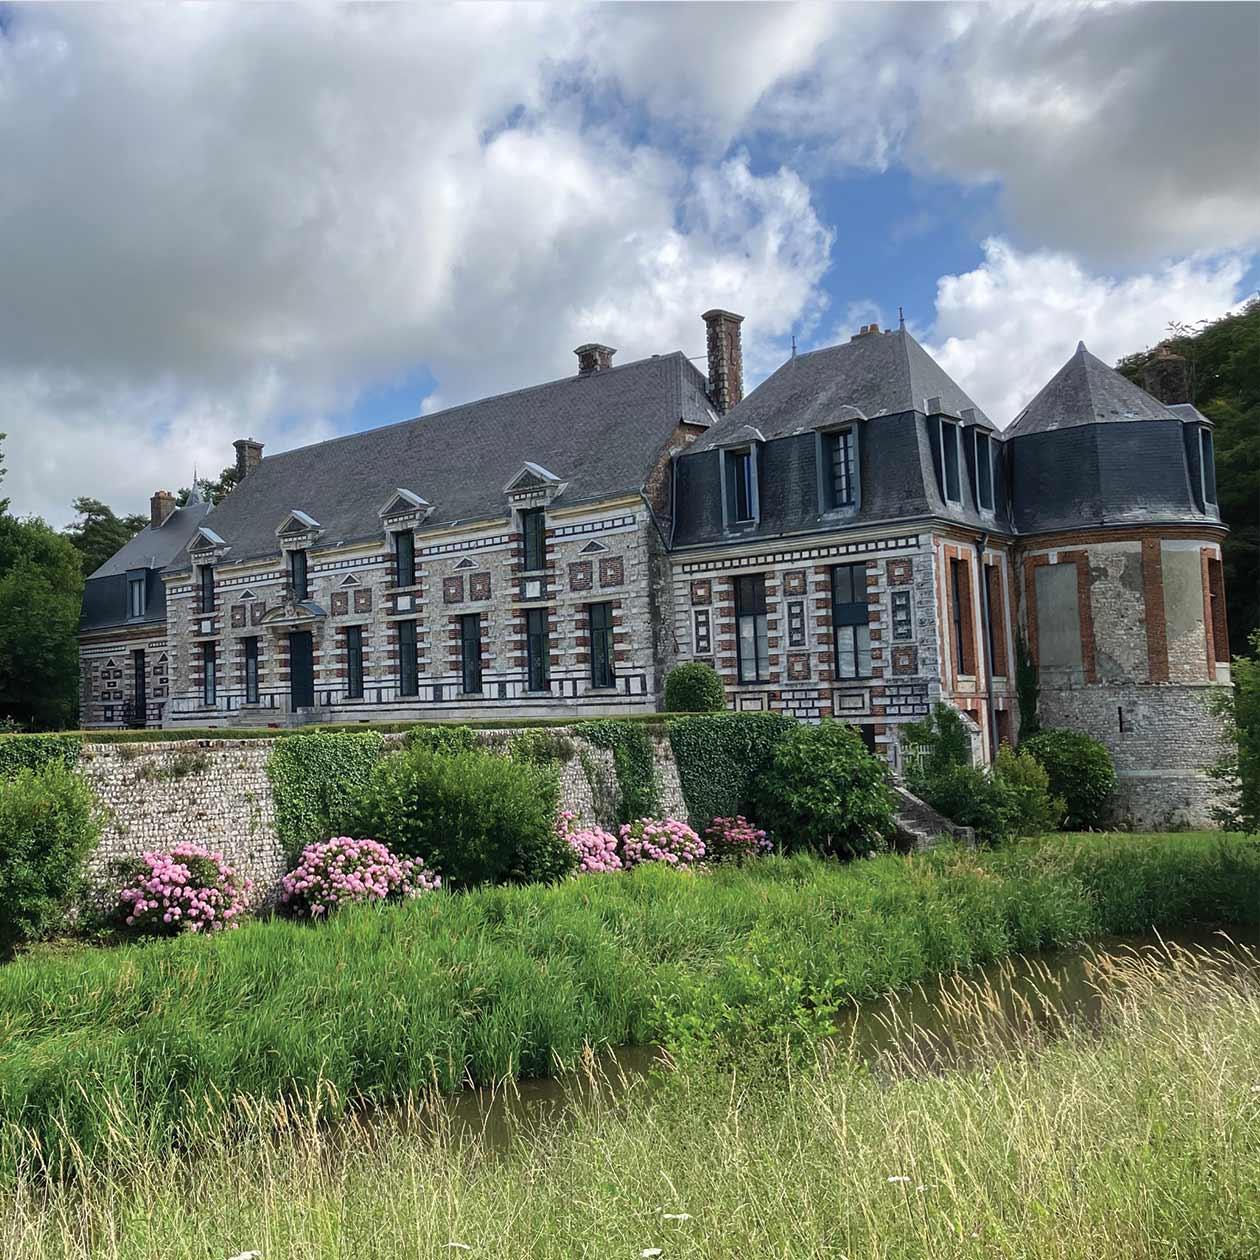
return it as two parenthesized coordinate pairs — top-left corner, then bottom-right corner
(751, 720), (894, 859)
(402, 724), (482, 756)
(1022, 729), (1116, 829)
(556, 811), (622, 873)
(618, 817), (705, 867)
(0, 763), (100, 953)
(899, 703), (972, 778)
(993, 745), (1066, 835)
(280, 837), (440, 917)
(267, 730), (386, 858)
(509, 728), (577, 767)
(353, 744), (575, 887)
(667, 711), (795, 827)
(663, 662), (726, 713)
(913, 763), (1015, 846)
(0, 733), (82, 782)
(1210, 630), (1259, 835)
(703, 815), (771, 863)
(118, 842), (252, 935)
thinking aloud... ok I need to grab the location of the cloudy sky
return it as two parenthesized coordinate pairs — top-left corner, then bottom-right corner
(2, 2), (1256, 524)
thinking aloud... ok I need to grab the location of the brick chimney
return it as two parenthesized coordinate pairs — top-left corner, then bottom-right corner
(233, 438), (264, 480)
(150, 490), (177, 529)
(850, 323), (883, 340)
(574, 344), (616, 376)
(703, 309), (744, 415)
(1139, 347), (1191, 405)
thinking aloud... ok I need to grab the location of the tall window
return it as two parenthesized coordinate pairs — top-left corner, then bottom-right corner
(460, 614), (483, 694)
(984, 564), (1008, 677)
(345, 626), (364, 699)
(974, 431), (994, 511)
(735, 574), (769, 683)
(831, 563), (871, 679)
(526, 607), (550, 691)
(398, 620), (418, 696)
(199, 564), (215, 615)
(1201, 428), (1217, 507)
(521, 509), (546, 572)
(132, 649), (146, 717)
(244, 636), (260, 704)
(589, 602), (615, 689)
(202, 641), (217, 706)
(725, 448), (756, 524)
(289, 549), (309, 601)
(394, 529), (416, 588)
(128, 574), (146, 618)
(941, 421), (961, 505)
(825, 428), (856, 508)
(1208, 557), (1229, 663)
(950, 557), (975, 676)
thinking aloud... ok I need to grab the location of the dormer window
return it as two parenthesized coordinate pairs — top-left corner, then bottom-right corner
(198, 564), (215, 615)
(127, 573), (147, 619)
(289, 549), (309, 601)
(394, 528), (416, 588)
(521, 508), (546, 572)
(974, 430), (995, 512)
(819, 427), (858, 510)
(940, 420), (962, 506)
(1200, 427), (1217, 508)
(723, 446), (758, 526)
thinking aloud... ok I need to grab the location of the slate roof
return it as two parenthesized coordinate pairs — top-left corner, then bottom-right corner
(179, 352), (715, 568)
(88, 497), (213, 580)
(690, 327), (991, 452)
(1006, 342), (1177, 437)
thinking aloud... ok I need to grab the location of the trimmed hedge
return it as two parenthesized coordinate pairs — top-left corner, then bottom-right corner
(574, 719), (661, 823)
(1022, 728), (1117, 830)
(0, 734), (83, 782)
(663, 662), (726, 713)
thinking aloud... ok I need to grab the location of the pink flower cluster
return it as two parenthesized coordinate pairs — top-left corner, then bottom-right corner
(119, 842), (253, 934)
(618, 817), (705, 868)
(703, 815), (771, 863)
(279, 837), (440, 918)
(556, 810), (622, 874)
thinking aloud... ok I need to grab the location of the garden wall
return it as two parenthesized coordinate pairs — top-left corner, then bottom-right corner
(73, 728), (688, 904)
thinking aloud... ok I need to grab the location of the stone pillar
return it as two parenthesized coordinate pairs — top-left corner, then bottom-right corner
(703, 309), (745, 414)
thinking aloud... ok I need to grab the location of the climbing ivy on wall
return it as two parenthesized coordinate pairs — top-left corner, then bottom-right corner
(0, 733), (83, 782)
(666, 712), (795, 828)
(573, 719), (661, 823)
(266, 730), (387, 859)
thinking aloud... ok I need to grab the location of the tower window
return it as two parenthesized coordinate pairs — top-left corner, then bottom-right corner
(831, 563), (872, 679)
(289, 549), (309, 601)
(394, 529), (416, 588)
(128, 574), (147, 619)
(724, 447), (758, 525)
(735, 574), (769, 682)
(824, 428), (856, 508)
(974, 431), (994, 511)
(941, 421), (961, 505)
(1200, 428), (1217, 507)
(521, 509), (546, 572)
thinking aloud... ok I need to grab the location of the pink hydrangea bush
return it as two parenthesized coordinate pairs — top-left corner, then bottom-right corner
(703, 815), (771, 863)
(618, 817), (705, 868)
(279, 837), (440, 918)
(556, 810), (622, 874)
(119, 842), (253, 935)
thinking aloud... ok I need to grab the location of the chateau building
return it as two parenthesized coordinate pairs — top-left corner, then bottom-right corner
(79, 309), (1230, 825)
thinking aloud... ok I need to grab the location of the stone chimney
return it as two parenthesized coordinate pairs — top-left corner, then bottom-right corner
(1139, 347), (1191, 405)
(703, 309), (744, 414)
(574, 344), (617, 376)
(233, 438), (264, 480)
(850, 323), (883, 340)
(150, 490), (177, 529)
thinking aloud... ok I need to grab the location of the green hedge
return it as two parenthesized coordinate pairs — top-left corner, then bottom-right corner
(667, 712), (794, 827)
(574, 719), (660, 822)
(0, 734), (83, 782)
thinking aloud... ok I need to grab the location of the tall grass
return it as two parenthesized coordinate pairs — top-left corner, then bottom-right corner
(3, 939), (1258, 1258)
(0, 832), (1255, 1176)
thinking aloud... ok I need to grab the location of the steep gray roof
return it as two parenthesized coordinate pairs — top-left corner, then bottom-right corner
(88, 498), (213, 579)
(691, 327), (990, 451)
(182, 352), (714, 567)
(1007, 342), (1177, 437)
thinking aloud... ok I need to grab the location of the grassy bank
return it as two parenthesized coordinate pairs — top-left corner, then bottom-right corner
(4, 940), (1258, 1257)
(0, 833), (1256, 1176)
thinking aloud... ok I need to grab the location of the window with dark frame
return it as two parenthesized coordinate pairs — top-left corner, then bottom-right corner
(826, 428), (856, 507)
(526, 607), (550, 691)
(244, 636), (260, 704)
(831, 563), (872, 679)
(289, 549), (309, 601)
(199, 564), (215, 615)
(950, 557), (975, 676)
(984, 564), (1008, 676)
(345, 626), (364, 699)
(521, 509), (546, 572)
(132, 649), (145, 719)
(1201, 428), (1217, 506)
(735, 574), (769, 683)
(394, 529), (416, 588)
(460, 614), (483, 694)
(202, 641), (216, 706)
(975, 430), (994, 511)
(726, 448), (756, 524)
(589, 602), (615, 689)
(941, 421), (961, 504)
(128, 575), (146, 619)
(693, 609), (711, 655)
(398, 619), (419, 697)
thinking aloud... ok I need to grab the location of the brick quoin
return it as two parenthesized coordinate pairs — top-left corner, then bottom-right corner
(1141, 538), (1170, 683)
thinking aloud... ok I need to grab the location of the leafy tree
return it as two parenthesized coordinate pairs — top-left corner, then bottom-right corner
(0, 432), (8, 514)
(63, 497), (148, 577)
(0, 514), (84, 730)
(1210, 630), (1260, 835)
(177, 465), (240, 507)
(1117, 299), (1259, 648)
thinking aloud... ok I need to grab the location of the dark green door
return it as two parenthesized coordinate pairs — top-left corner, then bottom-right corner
(289, 631), (314, 709)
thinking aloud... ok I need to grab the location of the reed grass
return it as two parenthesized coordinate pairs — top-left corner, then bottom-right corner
(3, 938), (1257, 1258)
(0, 832), (1255, 1176)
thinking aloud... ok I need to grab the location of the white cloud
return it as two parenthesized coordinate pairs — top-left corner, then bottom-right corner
(925, 239), (1252, 425)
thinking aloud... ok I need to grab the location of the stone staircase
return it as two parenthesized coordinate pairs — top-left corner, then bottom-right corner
(891, 785), (974, 850)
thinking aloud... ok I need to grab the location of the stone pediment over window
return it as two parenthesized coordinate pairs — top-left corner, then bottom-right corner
(377, 488), (433, 527)
(338, 573), (361, 587)
(454, 556), (476, 570)
(504, 461), (566, 507)
(275, 510), (324, 547)
(186, 525), (230, 562)
(579, 539), (609, 555)
(258, 594), (327, 631)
